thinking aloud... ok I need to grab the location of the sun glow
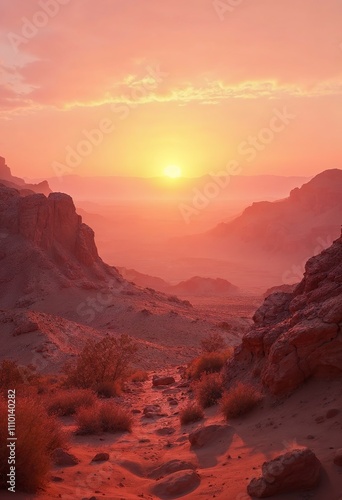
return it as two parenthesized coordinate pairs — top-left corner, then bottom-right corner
(164, 165), (182, 178)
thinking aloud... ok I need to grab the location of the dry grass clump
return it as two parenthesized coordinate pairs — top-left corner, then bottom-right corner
(46, 388), (97, 416)
(221, 382), (262, 419)
(187, 349), (233, 380)
(0, 396), (66, 493)
(201, 332), (227, 353)
(75, 400), (133, 434)
(194, 372), (224, 408)
(129, 370), (149, 383)
(179, 403), (204, 425)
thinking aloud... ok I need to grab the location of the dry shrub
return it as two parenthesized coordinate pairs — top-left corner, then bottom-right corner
(221, 383), (262, 419)
(201, 332), (226, 353)
(46, 388), (97, 416)
(0, 396), (65, 493)
(179, 403), (204, 424)
(76, 401), (133, 435)
(194, 372), (224, 408)
(187, 349), (233, 380)
(0, 360), (37, 395)
(64, 334), (137, 394)
(95, 381), (121, 398)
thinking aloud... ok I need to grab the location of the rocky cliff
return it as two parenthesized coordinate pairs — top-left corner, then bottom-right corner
(225, 233), (342, 394)
(0, 157), (51, 195)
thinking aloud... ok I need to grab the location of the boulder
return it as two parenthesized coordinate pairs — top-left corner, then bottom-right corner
(52, 448), (80, 467)
(152, 375), (175, 387)
(91, 453), (109, 462)
(189, 424), (232, 448)
(152, 469), (200, 497)
(148, 459), (196, 479)
(247, 448), (321, 497)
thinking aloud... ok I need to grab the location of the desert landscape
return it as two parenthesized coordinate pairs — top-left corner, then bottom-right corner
(1, 1), (342, 499)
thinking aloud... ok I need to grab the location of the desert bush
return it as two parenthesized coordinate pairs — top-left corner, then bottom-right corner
(221, 383), (262, 419)
(95, 380), (121, 398)
(46, 388), (97, 416)
(187, 349), (232, 380)
(64, 334), (138, 392)
(179, 403), (204, 424)
(0, 360), (37, 394)
(201, 332), (226, 353)
(194, 372), (224, 408)
(0, 396), (65, 493)
(76, 400), (133, 435)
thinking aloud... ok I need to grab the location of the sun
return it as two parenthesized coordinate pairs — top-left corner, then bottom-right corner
(164, 165), (182, 179)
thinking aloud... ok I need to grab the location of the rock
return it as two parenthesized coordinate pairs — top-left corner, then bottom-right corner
(247, 448), (321, 497)
(152, 375), (175, 387)
(143, 404), (161, 418)
(189, 424), (232, 448)
(152, 469), (200, 497)
(149, 460), (196, 479)
(333, 449), (342, 466)
(156, 427), (176, 436)
(225, 235), (342, 394)
(168, 398), (178, 406)
(52, 448), (80, 467)
(91, 453), (109, 462)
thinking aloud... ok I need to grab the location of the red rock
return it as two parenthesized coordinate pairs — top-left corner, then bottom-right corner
(152, 375), (175, 386)
(148, 460), (196, 479)
(152, 469), (200, 497)
(91, 453), (109, 462)
(189, 424), (232, 448)
(52, 448), (79, 466)
(247, 448), (321, 497)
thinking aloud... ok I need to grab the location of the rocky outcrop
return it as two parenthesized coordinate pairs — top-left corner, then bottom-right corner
(0, 157), (51, 195)
(225, 234), (342, 394)
(0, 185), (99, 266)
(247, 448), (321, 497)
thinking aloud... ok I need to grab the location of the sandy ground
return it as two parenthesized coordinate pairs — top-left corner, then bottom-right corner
(4, 369), (341, 500)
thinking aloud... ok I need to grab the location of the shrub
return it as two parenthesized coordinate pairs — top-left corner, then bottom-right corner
(221, 383), (262, 419)
(187, 349), (232, 380)
(0, 396), (65, 493)
(0, 360), (37, 395)
(95, 381), (121, 398)
(201, 332), (226, 353)
(194, 372), (224, 408)
(179, 403), (204, 424)
(46, 388), (97, 416)
(75, 401), (133, 435)
(64, 334), (138, 392)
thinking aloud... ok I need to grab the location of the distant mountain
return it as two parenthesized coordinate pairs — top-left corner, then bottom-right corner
(176, 169), (342, 286)
(0, 156), (51, 195)
(170, 276), (239, 297)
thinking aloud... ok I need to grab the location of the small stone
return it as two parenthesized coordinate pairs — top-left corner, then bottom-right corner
(92, 453), (109, 462)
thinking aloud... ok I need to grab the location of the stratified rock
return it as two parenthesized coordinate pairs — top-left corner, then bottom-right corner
(52, 448), (80, 467)
(152, 375), (175, 387)
(226, 234), (342, 394)
(189, 424), (232, 448)
(247, 448), (321, 497)
(152, 469), (200, 497)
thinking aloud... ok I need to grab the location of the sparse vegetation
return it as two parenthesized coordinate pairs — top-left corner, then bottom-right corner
(75, 400), (133, 434)
(0, 359), (37, 394)
(130, 370), (149, 383)
(194, 372), (224, 408)
(221, 382), (262, 419)
(0, 396), (65, 493)
(180, 403), (204, 424)
(64, 334), (138, 394)
(201, 332), (226, 353)
(46, 388), (97, 416)
(186, 349), (233, 380)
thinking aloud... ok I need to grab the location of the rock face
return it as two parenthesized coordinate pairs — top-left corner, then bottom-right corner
(0, 156), (51, 195)
(247, 448), (321, 497)
(226, 235), (342, 394)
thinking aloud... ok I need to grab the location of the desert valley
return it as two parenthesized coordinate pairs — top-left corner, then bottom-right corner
(1, 1), (342, 499)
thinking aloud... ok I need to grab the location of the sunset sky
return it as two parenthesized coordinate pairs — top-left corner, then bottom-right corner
(0, 0), (341, 179)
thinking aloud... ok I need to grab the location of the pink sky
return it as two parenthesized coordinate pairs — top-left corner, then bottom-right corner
(0, 0), (342, 179)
